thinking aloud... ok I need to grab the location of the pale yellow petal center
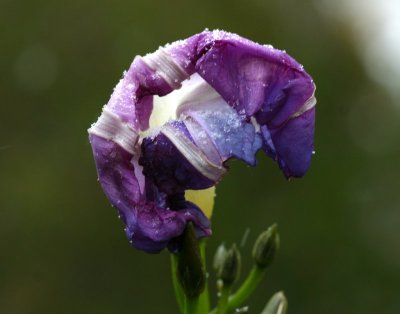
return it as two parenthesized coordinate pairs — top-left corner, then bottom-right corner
(185, 187), (216, 219)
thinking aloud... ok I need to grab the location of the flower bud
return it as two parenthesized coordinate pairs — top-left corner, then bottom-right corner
(176, 223), (206, 298)
(217, 243), (241, 286)
(213, 243), (227, 272)
(252, 224), (280, 268)
(261, 291), (287, 314)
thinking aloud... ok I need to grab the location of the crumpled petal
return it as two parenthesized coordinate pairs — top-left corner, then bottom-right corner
(164, 31), (316, 177)
(261, 107), (315, 177)
(140, 121), (218, 195)
(89, 134), (210, 253)
(88, 30), (316, 253)
(181, 96), (263, 166)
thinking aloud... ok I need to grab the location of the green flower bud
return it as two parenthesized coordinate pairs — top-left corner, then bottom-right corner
(213, 243), (227, 272)
(252, 224), (280, 268)
(261, 291), (287, 314)
(217, 243), (241, 286)
(176, 223), (206, 298)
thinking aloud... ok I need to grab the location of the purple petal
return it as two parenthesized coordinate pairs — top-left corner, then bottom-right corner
(106, 57), (176, 130)
(90, 134), (211, 253)
(182, 102), (262, 166)
(266, 107), (315, 177)
(165, 30), (316, 177)
(125, 199), (211, 253)
(139, 121), (224, 194)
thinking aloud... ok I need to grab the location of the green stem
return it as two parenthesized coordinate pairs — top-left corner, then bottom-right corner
(170, 253), (184, 313)
(227, 266), (265, 312)
(215, 286), (230, 314)
(198, 240), (210, 313)
(184, 297), (200, 314)
(210, 266), (266, 313)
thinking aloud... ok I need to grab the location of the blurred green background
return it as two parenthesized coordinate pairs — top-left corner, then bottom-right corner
(1, 0), (400, 313)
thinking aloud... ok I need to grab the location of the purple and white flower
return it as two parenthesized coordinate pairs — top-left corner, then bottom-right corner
(88, 30), (316, 253)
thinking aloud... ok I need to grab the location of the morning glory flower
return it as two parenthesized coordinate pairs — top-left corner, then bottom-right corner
(88, 30), (316, 253)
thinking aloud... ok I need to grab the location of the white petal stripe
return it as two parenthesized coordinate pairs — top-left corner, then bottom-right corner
(290, 86), (317, 119)
(162, 124), (226, 182)
(88, 108), (139, 155)
(141, 48), (189, 89)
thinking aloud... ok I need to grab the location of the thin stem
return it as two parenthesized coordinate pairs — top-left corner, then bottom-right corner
(210, 266), (266, 313)
(227, 266), (265, 312)
(215, 286), (230, 314)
